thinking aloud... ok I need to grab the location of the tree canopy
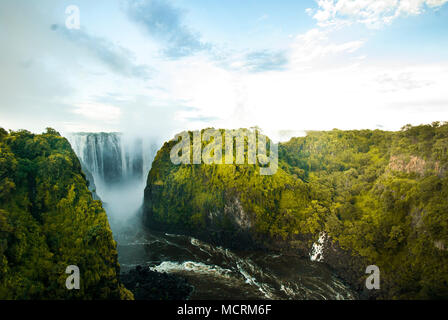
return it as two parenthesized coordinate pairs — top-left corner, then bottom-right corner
(0, 128), (132, 299)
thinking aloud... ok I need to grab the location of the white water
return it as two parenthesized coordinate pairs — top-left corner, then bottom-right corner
(310, 232), (326, 262)
(150, 261), (234, 279)
(67, 132), (159, 185)
(66, 132), (161, 225)
(118, 230), (357, 300)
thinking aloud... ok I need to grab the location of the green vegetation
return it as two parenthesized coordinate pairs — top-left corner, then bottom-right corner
(145, 129), (312, 241)
(280, 123), (448, 299)
(144, 124), (448, 299)
(0, 128), (133, 299)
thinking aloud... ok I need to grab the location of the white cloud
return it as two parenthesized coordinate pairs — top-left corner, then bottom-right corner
(376, 71), (434, 92)
(1, 0), (447, 141)
(290, 28), (365, 65)
(72, 103), (122, 123)
(311, 0), (448, 28)
(150, 28), (448, 137)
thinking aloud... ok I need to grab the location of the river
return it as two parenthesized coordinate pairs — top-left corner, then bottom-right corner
(115, 225), (357, 300)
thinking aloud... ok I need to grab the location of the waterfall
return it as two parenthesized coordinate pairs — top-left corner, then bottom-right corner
(65, 132), (160, 226)
(310, 232), (326, 262)
(66, 132), (158, 187)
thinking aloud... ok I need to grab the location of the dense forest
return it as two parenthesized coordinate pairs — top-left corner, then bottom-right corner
(1, 124), (446, 299)
(144, 124), (448, 299)
(0, 128), (133, 299)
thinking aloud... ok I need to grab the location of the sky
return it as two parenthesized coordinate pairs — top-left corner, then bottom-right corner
(1, 0), (448, 141)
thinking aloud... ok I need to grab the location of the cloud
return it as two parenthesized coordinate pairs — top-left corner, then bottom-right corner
(309, 0), (448, 28)
(221, 28), (364, 74)
(54, 25), (151, 79)
(72, 102), (122, 123)
(156, 24), (448, 135)
(1, 0), (447, 138)
(0, 1), (77, 132)
(0, 0), (156, 134)
(290, 28), (365, 66)
(125, 0), (210, 58)
(242, 50), (289, 73)
(376, 72), (434, 92)
(389, 99), (448, 111)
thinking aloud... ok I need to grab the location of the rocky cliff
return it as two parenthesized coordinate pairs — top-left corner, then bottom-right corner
(143, 125), (448, 299)
(0, 128), (133, 299)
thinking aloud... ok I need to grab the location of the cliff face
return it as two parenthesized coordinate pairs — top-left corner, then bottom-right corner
(0, 128), (132, 299)
(143, 129), (312, 251)
(143, 125), (448, 299)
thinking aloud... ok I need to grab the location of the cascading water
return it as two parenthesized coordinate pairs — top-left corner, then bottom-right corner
(66, 132), (160, 228)
(67, 132), (158, 185)
(310, 232), (327, 262)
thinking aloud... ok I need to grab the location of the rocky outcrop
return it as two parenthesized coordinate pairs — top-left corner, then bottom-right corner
(316, 235), (379, 299)
(79, 160), (101, 201)
(142, 129), (364, 296)
(143, 189), (263, 251)
(434, 240), (446, 251)
(389, 155), (426, 175)
(120, 266), (193, 300)
(142, 129), (308, 251)
(388, 154), (446, 176)
(142, 126), (448, 299)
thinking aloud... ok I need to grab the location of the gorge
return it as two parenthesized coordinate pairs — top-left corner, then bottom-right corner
(66, 130), (358, 300)
(140, 125), (448, 299)
(68, 124), (448, 299)
(1, 123), (447, 299)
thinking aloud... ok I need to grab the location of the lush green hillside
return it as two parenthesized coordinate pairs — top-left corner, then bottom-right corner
(280, 123), (448, 299)
(0, 128), (133, 299)
(144, 129), (313, 249)
(143, 124), (448, 299)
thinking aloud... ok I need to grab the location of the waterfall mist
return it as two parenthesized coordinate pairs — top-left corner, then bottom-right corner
(66, 132), (161, 233)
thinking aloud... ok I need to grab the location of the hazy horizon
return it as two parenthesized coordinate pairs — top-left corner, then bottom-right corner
(1, 0), (448, 143)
